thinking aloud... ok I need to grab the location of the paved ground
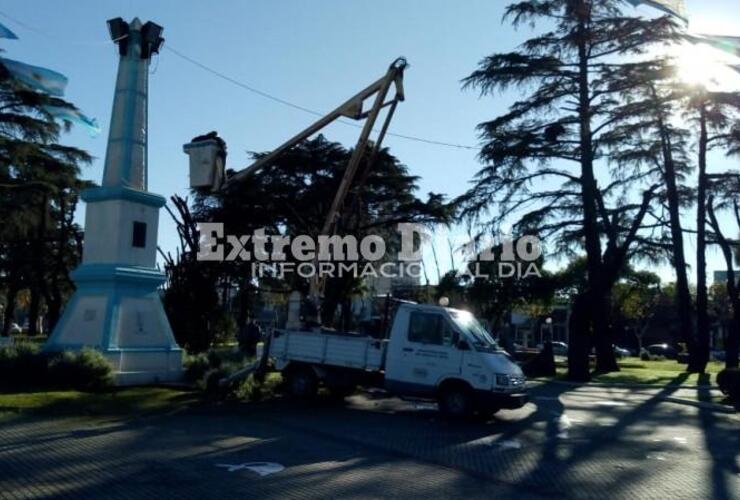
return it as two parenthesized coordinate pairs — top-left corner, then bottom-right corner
(0, 381), (737, 499)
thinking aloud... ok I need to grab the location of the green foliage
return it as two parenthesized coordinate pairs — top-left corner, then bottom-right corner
(0, 343), (113, 392)
(0, 61), (93, 336)
(0, 342), (47, 387)
(213, 314), (238, 345)
(0, 387), (197, 418)
(47, 348), (115, 392)
(182, 352), (211, 383)
(181, 134), (451, 328)
(202, 366), (232, 397)
(182, 347), (280, 403)
(456, 0), (682, 379)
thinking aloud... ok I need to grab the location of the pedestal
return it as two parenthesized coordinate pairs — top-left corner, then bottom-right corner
(45, 187), (183, 385)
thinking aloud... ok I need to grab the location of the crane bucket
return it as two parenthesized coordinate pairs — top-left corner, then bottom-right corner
(183, 135), (225, 190)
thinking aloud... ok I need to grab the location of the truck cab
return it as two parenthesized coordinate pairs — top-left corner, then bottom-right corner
(384, 304), (527, 418)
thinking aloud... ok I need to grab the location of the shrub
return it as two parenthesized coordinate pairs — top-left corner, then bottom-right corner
(207, 350), (223, 369)
(48, 349), (114, 392)
(212, 314), (238, 345)
(0, 344), (113, 392)
(0, 342), (48, 389)
(183, 353), (211, 383)
(202, 366), (232, 397)
(717, 368), (740, 402)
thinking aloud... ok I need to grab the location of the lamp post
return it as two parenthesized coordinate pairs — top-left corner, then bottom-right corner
(545, 316), (553, 344)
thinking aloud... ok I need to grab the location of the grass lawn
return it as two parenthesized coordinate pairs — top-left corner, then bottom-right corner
(552, 358), (726, 386)
(0, 387), (199, 420)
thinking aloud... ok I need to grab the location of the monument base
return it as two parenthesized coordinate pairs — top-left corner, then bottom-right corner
(45, 263), (183, 385)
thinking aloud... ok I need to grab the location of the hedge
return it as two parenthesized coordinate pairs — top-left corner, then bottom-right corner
(0, 343), (114, 392)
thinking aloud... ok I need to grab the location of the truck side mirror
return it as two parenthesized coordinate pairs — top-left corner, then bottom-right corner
(457, 340), (470, 351)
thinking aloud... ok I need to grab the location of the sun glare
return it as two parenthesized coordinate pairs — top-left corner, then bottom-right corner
(673, 41), (740, 91)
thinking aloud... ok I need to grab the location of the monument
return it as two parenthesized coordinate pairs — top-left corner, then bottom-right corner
(45, 18), (183, 384)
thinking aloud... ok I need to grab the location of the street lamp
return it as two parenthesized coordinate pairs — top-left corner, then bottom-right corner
(545, 317), (553, 343)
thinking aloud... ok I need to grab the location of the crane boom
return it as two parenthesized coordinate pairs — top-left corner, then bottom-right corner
(224, 57), (406, 190)
(184, 57), (408, 309)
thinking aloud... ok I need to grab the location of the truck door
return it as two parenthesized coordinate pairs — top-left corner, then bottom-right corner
(385, 310), (463, 396)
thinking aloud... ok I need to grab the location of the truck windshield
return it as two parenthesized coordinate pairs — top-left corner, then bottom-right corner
(449, 310), (500, 352)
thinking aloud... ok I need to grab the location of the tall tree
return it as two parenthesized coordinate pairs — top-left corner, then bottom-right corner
(688, 90), (740, 372)
(187, 135), (450, 332)
(598, 60), (696, 369)
(457, 0), (679, 380)
(0, 59), (91, 336)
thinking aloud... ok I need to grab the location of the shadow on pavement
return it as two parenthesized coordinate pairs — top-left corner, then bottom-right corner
(697, 373), (740, 500)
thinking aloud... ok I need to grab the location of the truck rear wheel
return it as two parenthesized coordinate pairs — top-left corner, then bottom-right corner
(285, 366), (318, 400)
(438, 384), (473, 419)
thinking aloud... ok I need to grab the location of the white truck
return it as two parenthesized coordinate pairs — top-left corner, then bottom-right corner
(263, 302), (528, 418)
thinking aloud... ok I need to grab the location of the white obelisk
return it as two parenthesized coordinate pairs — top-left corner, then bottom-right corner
(45, 18), (183, 384)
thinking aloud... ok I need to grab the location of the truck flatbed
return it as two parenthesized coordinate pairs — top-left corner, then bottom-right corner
(270, 329), (386, 372)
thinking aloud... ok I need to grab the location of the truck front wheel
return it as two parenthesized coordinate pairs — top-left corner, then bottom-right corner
(438, 384), (473, 419)
(285, 366), (318, 400)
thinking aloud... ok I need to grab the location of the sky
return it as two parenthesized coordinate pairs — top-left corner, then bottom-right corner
(0, 0), (739, 286)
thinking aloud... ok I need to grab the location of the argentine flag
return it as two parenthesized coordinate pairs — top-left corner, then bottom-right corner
(624, 0), (688, 23)
(0, 57), (68, 97)
(43, 105), (101, 137)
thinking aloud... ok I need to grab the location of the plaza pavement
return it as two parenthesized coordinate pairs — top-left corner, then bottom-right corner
(0, 381), (737, 499)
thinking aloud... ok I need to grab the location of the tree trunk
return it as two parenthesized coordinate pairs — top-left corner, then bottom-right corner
(651, 85), (694, 369)
(728, 299), (740, 369)
(567, 292), (591, 381)
(45, 191), (68, 333)
(707, 198), (739, 368)
(694, 103), (710, 372)
(28, 193), (49, 336)
(570, 6), (601, 380)
(593, 291), (618, 373)
(1, 275), (19, 336)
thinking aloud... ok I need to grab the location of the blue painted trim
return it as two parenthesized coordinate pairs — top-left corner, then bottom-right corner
(81, 186), (165, 208)
(71, 263), (166, 286)
(43, 294), (81, 351)
(102, 283), (120, 349)
(46, 344), (182, 353)
(106, 346), (183, 353)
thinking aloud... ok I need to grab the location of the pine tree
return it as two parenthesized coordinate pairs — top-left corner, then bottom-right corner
(0, 58), (91, 335)
(457, 0), (680, 379)
(699, 91), (740, 369)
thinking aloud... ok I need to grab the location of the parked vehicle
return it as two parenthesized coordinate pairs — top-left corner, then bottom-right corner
(613, 345), (631, 358)
(645, 343), (678, 359)
(537, 341), (568, 356)
(264, 302), (528, 418)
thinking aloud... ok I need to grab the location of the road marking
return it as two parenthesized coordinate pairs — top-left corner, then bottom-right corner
(216, 462), (285, 476)
(488, 439), (522, 450)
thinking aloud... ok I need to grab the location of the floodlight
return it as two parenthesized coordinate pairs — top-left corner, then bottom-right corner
(107, 17), (130, 55)
(141, 21), (164, 58)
